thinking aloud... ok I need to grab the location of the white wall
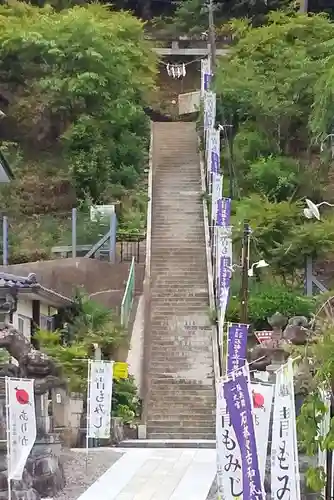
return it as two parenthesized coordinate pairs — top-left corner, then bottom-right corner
(12, 298), (59, 342)
(12, 298), (32, 341)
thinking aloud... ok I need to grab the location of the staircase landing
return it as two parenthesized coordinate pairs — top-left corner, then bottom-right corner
(77, 447), (216, 500)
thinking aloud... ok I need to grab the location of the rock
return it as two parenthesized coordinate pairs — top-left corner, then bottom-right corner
(26, 438), (65, 497)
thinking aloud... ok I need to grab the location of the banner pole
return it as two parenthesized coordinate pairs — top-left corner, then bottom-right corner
(5, 377), (11, 500)
(86, 359), (91, 473)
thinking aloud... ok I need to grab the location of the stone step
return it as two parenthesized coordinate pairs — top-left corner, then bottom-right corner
(147, 425), (215, 436)
(147, 409), (215, 419)
(147, 432), (215, 440)
(118, 439), (216, 449)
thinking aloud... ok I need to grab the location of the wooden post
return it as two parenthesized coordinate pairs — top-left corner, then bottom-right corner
(240, 221), (251, 324)
(72, 208), (77, 258)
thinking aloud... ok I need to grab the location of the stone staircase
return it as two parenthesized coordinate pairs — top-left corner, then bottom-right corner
(146, 121), (215, 439)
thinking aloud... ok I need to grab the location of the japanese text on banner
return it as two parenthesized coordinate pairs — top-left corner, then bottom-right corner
(271, 361), (300, 500)
(208, 129), (220, 175)
(216, 380), (272, 499)
(226, 323), (248, 374)
(217, 198), (231, 228)
(204, 91), (216, 132)
(212, 173), (222, 224)
(87, 360), (114, 439)
(216, 380), (242, 499)
(224, 368), (265, 500)
(7, 378), (37, 480)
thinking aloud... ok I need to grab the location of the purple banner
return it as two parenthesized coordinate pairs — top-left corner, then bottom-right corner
(211, 151), (219, 174)
(204, 73), (211, 90)
(226, 323), (248, 374)
(216, 197), (231, 227)
(224, 369), (265, 500)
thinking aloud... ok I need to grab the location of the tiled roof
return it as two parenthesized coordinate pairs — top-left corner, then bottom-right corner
(0, 272), (38, 288)
(0, 271), (73, 306)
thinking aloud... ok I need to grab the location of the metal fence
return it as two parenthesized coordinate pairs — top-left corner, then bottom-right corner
(120, 257), (135, 327)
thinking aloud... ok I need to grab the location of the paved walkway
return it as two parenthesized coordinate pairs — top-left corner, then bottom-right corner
(77, 448), (216, 500)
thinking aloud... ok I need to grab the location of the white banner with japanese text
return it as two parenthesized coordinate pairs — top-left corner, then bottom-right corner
(271, 361), (300, 500)
(252, 383), (274, 483)
(216, 370), (269, 499)
(204, 91), (216, 134)
(212, 173), (222, 225)
(216, 379), (242, 499)
(6, 378), (37, 480)
(87, 360), (114, 439)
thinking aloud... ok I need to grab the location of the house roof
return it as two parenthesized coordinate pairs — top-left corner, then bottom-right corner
(0, 149), (14, 182)
(0, 271), (73, 308)
(0, 272), (38, 288)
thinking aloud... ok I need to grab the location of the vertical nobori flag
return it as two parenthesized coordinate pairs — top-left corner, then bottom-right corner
(216, 226), (232, 342)
(318, 388), (331, 499)
(226, 323), (248, 374)
(209, 128), (221, 216)
(6, 378), (37, 480)
(201, 57), (211, 96)
(271, 361), (300, 500)
(224, 366), (265, 500)
(208, 128), (220, 175)
(87, 360), (114, 439)
(216, 197), (231, 227)
(212, 173), (222, 225)
(204, 91), (216, 134)
(216, 379), (242, 500)
(251, 383), (274, 483)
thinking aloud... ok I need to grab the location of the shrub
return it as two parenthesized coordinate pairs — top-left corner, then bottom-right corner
(227, 282), (316, 330)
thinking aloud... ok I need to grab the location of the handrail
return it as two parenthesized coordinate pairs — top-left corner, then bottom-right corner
(120, 256), (135, 326)
(141, 121), (153, 424)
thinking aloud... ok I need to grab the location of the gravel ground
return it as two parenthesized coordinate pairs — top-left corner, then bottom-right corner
(52, 448), (124, 500)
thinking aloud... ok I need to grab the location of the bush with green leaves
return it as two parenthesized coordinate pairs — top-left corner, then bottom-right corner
(0, 2), (156, 202)
(36, 293), (139, 423)
(247, 155), (300, 202)
(233, 195), (334, 280)
(227, 281), (316, 329)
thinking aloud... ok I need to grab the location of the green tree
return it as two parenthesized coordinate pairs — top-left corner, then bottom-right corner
(233, 195), (334, 280)
(216, 12), (334, 153)
(0, 2), (157, 202)
(36, 293), (140, 422)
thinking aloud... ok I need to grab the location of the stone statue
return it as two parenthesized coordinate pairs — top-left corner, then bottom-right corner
(0, 289), (66, 499)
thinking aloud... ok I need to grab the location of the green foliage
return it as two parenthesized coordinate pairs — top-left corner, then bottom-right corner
(233, 195), (334, 278)
(36, 293), (138, 423)
(232, 124), (277, 170)
(153, 0), (292, 37)
(0, 2), (156, 202)
(247, 155), (300, 202)
(36, 293), (127, 391)
(296, 325), (334, 491)
(227, 282), (315, 329)
(112, 377), (140, 423)
(36, 329), (88, 392)
(216, 12), (334, 152)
